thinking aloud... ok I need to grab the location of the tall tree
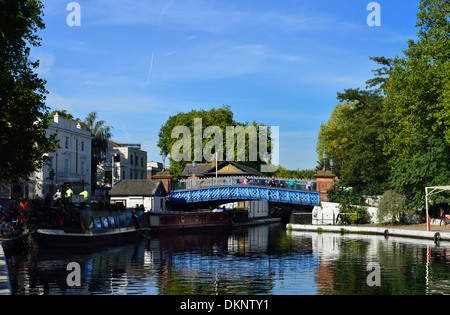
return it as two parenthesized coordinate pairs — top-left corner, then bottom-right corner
(158, 105), (271, 179)
(0, 0), (56, 181)
(317, 58), (392, 185)
(81, 112), (113, 190)
(383, 0), (450, 206)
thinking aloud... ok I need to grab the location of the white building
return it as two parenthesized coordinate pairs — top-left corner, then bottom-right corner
(147, 161), (164, 179)
(109, 180), (167, 212)
(0, 113), (92, 200)
(33, 112), (92, 198)
(97, 141), (147, 188)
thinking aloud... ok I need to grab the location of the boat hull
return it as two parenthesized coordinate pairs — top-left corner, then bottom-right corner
(146, 211), (232, 233)
(32, 227), (142, 247)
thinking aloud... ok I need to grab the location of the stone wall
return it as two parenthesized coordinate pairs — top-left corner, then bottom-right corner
(312, 202), (379, 225)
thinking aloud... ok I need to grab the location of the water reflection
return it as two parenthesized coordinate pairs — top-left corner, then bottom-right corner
(5, 225), (450, 295)
(291, 231), (450, 295)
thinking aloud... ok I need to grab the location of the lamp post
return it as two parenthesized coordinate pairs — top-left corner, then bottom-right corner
(330, 158), (334, 173)
(323, 150), (327, 171)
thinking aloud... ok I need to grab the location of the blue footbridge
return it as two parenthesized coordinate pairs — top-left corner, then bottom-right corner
(168, 176), (320, 208)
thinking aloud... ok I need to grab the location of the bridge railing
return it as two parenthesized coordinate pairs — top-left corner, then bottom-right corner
(173, 176), (317, 191)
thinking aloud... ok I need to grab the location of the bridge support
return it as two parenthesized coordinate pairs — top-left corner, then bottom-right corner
(152, 171), (174, 193)
(314, 170), (338, 202)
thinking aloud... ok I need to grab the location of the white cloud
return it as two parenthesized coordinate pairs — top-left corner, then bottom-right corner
(32, 53), (55, 76)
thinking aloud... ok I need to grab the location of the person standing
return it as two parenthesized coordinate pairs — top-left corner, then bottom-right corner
(65, 186), (74, 202)
(79, 189), (89, 201)
(54, 189), (62, 201)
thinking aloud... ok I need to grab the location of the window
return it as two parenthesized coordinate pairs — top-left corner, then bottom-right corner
(105, 171), (112, 185)
(141, 157), (144, 167)
(130, 155), (133, 165)
(81, 162), (85, 175)
(122, 171), (126, 179)
(65, 136), (69, 149)
(64, 159), (70, 173)
(81, 141), (85, 152)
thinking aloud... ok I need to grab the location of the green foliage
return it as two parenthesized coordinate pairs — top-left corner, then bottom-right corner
(389, 135), (450, 208)
(382, 0), (450, 208)
(317, 57), (392, 185)
(377, 190), (407, 224)
(318, 0), (450, 208)
(158, 105), (271, 179)
(317, 82), (391, 185)
(328, 180), (388, 205)
(0, 0), (56, 181)
(80, 112), (113, 190)
(272, 166), (315, 179)
(338, 202), (369, 225)
(47, 110), (80, 122)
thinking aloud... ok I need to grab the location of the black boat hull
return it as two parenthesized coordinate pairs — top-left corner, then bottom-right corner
(32, 228), (144, 248)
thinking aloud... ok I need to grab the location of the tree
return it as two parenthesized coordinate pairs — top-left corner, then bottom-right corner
(377, 190), (407, 224)
(158, 105), (271, 179)
(47, 110), (79, 122)
(272, 166), (315, 179)
(0, 0), (56, 182)
(317, 56), (393, 185)
(81, 112), (113, 190)
(316, 102), (352, 177)
(316, 89), (390, 184)
(389, 134), (450, 208)
(383, 0), (450, 206)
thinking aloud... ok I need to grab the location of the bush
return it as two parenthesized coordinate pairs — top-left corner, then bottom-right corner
(377, 190), (406, 224)
(338, 203), (369, 224)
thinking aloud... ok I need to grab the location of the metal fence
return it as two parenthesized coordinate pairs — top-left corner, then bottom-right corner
(291, 212), (364, 226)
(174, 176), (316, 191)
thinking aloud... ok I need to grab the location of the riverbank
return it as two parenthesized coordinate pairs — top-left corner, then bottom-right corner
(0, 233), (31, 295)
(287, 223), (450, 243)
(0, 239), (13, 295)
(233, 217), (281, 228)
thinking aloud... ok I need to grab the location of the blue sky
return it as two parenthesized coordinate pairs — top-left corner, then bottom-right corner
(32, 0), (420, 170)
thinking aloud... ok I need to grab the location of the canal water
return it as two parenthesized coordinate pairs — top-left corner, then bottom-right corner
(5, 224), (450, 295)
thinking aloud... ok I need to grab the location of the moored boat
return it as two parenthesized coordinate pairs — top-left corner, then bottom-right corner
(30, 205), (147, 247)
(146, 211), (232, 233)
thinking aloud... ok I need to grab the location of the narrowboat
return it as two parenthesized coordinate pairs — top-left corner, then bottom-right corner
(30, 206), (147, 247)
(146, 211), (232, 233)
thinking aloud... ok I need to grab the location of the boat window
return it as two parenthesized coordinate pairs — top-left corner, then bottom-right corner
(87, 217), (94, 229)
(109, 216), (115, 227)
(94, 217), (102, 228)
(102, 217), (109, 228)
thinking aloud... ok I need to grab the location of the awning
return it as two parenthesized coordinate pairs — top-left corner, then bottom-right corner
(425, 186), (450, 231)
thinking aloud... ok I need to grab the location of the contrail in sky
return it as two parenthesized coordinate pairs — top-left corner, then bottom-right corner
(147, 2), (172, 86)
